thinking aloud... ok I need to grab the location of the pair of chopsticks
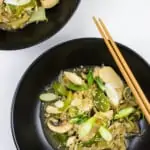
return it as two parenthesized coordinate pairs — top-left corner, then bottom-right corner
(93, 17), (150, 124)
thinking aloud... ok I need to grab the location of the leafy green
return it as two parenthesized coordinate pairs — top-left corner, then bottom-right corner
(68, 107), (78, 118)
(59, 91), (72, 111)
(87, 69), (94, 86)
(66, 82), (88, 91)
(52, 82), (68, 96)
(70, 114), (89, 124)
(28, 7), (47, 24)
(95, 76), (105, 91)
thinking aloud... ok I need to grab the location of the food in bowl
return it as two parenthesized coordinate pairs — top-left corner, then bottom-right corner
(39, 66), (142, 150)
(0, 0), (59, 30)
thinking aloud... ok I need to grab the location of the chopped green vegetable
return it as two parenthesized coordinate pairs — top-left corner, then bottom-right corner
(87, 69), (94, 86)
(114, 107), (135, 119)
(52, 82), (68, 96)
(66, 82), (88, 91)
(60, 91), (72, 111)
(70, 114), (89, 124)
(28, 7), (47, 24)
(78, 117), (96, 138)
(94, 90), (110, 112)
(39, 93), (57, 102)
(95, 76), (105, 91)
(99, 126), (112, 142)
(68, 107), (78, 118)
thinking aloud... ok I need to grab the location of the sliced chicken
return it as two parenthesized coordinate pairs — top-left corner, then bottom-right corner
(64, 71), (84, 85)
(94, 66), (124, 106)
(46, 105), (61, 114)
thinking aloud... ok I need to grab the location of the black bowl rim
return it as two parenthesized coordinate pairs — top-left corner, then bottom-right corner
(11, 37), (150, 150)
(1, 0), (81, 51)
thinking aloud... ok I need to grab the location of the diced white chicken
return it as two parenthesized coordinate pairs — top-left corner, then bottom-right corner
(47, 121), (73, 133)
(103, 110), (114, 120)
(66, 136), (76, 147)
(71, 98), (93, 112)
(95, 110), (114, 120)
(46, 105), (61, 114)
(54, 100), (64, 108)
(94, 66), (124, 106)
(40, 0), (59, 9)
(81, 98), (93, 112)
(64, 71), (84, 85)
(71, 98), (82, 106)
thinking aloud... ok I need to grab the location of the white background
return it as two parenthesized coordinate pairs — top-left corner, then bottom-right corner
(0, 0), (150, 149)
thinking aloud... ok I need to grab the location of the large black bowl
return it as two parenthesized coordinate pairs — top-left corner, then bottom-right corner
(11, 38), (150, 150)
(0, 0), (80, 50)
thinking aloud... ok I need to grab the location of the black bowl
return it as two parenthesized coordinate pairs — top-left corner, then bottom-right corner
(11, 38), (150, 150)
(0, 0), (80, 50)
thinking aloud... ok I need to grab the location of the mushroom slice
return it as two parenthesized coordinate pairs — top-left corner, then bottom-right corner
(47, 121), (73, 133)
(64, 71), (84, 85)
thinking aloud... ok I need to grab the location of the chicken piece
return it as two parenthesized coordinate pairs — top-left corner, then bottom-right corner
(64, 71), (84, 85)
(95, 110), (114, 120)
(72, 91), (93, 112)
(40, 0), (59, 9)
(46, 105), (61, 114)
(94, 66), (124, 89)
(94, 66), (124, 104)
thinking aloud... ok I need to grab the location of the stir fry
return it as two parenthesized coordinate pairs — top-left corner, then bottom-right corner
(40, 66), (142, 150)
(0, 0), (59, 30)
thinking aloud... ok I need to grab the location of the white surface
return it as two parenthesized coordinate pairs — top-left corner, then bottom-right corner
(1, 0), (150, 149)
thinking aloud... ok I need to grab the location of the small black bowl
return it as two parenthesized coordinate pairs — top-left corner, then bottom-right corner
(0, 0), (80, 50)
(11, 38), (150, 150)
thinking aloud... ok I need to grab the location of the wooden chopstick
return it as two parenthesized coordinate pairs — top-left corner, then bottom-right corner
(98, 18), (150, 113)
(93, 17), (150, 124)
